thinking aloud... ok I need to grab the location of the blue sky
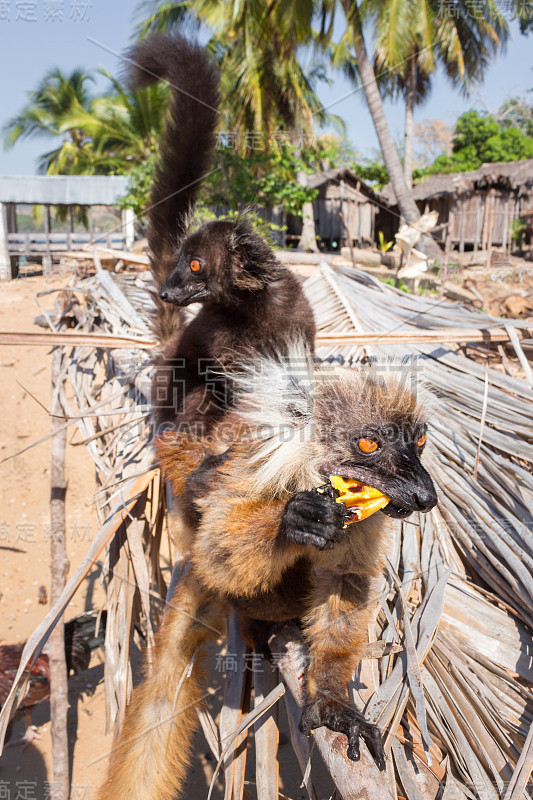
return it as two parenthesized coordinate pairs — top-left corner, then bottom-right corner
(0, 0), (531, 175)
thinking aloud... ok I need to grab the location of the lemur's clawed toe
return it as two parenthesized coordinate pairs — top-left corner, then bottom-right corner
(299, 698), (386, 772)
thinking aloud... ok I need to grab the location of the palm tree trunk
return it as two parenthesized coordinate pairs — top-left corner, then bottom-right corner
(297, 169), (319, 252)
(404, 53), (416, 189)
(342, 0), (442, 260)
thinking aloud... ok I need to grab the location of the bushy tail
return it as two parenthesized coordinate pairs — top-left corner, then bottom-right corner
(97, 575), (223, 800)
(126, 33), (220, 344)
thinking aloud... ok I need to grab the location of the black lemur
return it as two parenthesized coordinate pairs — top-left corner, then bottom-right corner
(127, 34), (316, 437)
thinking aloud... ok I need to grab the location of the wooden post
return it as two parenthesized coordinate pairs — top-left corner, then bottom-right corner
(448, 205), (455, 250)
(473, 197), (482, 252)
(503, 196), (510, 254)
(219, 612), (249, 800)
(486, 191), (496, 268)
(254, 665), (280, 800)
(6, 203), (18, 279)
(459, 204), (466, 253)
(0, 202), (12, 280)
(514, 197), (533, 252)
(122, 207), (135, 251)
(49, 342), (70, 799)
(481, 188), (493, 251)
(297, 169), (319, 252)
(440, 223), (451, 300)
(5, 202), (17, 233)
(88, 206), (94, 244)
(68, 205), (75, 252)
(338, 179), (345, 249)
(339, 211), (356, 269)
(43, 204), (52, 273)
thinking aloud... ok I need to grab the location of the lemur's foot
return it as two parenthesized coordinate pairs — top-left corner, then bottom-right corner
(299, 698), (386, 771)
(281, 485), (348, 550)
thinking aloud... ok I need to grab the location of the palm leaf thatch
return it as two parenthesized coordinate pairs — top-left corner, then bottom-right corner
(1, 259), (532, 800)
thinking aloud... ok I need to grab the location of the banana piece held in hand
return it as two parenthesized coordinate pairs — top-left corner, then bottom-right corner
(329, 475), (390, 524)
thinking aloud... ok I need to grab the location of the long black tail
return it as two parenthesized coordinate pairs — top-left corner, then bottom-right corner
(126, 34), (220, 345)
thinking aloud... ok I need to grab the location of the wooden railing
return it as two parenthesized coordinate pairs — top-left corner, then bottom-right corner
(7, 231), (126, 256)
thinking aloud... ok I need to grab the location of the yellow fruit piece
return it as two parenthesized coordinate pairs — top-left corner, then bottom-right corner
(330, 475), (390, 523)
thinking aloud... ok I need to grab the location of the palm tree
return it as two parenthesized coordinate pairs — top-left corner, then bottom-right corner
(333, 0), (525, 257)
(221, 2), (335, 250)
(335, 1), (433, 242)
(58, 71), (170, 173)
(139, 1), (331, 139)
(142, 0), (440, 250)
(3, 67), (94, 173)
(4, 68), (170, 175)
(373, 0), (510, 187)
(139, 0), (337, 250)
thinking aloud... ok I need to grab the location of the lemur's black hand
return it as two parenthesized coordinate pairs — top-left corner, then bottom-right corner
(280, 484), (348, 550)
(300, 698), (386, 771)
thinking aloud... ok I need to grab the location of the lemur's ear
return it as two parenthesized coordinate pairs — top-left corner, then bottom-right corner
(231, 250), (247, 272)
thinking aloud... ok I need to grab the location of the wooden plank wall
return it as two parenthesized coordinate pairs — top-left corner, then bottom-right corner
(424, 188), (533, 251)
(312, 197), (377, 246)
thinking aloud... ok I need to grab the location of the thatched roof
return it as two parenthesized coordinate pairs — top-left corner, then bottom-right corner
(381, 158), (533, 205)
(307, 167), (384, 204)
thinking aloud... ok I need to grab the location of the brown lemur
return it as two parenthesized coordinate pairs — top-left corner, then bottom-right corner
(127, 33), (316, 440)
(98, 348), (438, 800)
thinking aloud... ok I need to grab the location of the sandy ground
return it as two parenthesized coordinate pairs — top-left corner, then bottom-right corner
(0, 273), (332, 800)
(0, 274), (111, 797)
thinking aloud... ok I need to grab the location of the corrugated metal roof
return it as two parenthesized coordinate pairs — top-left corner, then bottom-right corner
(0, 175), (130, 205)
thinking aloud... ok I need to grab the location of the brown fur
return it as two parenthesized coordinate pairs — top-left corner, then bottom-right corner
(303, 572), (374, 697)
(154, 432), (210, 498)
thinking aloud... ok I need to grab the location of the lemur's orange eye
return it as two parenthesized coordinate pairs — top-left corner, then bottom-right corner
(190, 259), (201, 272)
(417, 432), (427, 448)
(358, 438), (379, 454)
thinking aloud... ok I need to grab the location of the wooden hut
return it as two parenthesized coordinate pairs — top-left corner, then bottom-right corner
(381, 159), (533, 252)
(287, 168), (393, 249)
